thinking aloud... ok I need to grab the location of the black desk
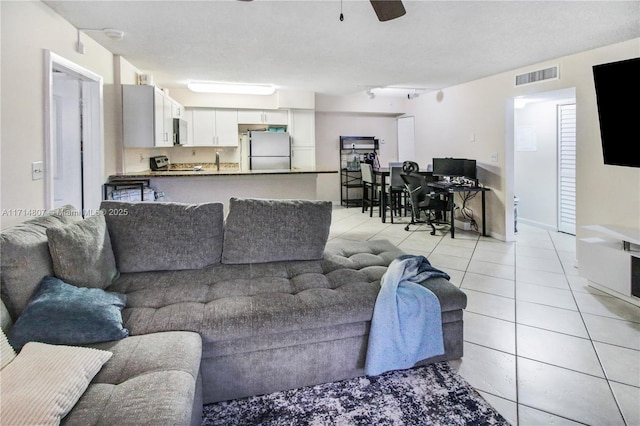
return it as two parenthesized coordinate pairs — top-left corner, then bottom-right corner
(428, 183), (490, 238)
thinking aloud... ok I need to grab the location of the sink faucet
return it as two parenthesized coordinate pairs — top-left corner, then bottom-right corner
(215, 151), (220, 171)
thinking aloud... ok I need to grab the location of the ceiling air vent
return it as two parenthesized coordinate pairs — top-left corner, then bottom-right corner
(515, 65), (559, 87)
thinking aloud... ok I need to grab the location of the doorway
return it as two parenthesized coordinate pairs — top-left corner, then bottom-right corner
(45, 51), (104, 215)
(397, 116), (415, 163)
(512, 88), (576, 235)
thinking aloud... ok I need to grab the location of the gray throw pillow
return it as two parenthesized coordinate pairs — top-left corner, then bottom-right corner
(0, 205), (82, 319)
(100, 201), (225, 273)
(222, 197), (332, 264)
(8, 276), (129, 351)
(46, 214), (118, 289)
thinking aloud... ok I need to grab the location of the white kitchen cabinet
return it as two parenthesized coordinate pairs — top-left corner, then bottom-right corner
(189, 108), (239, 147)
(291, 146), (316, 170)
(123, 85), (174, 148)
(289, 110), (315, 147)
(289, 109), (316, 169)
(237, 109), (288, 125)
(172, 99), (184, 119)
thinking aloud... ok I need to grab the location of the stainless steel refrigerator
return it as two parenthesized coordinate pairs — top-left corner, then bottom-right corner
(249, 131), (291, 170)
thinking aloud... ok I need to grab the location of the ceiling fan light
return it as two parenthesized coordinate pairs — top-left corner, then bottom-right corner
(187, 81), (275, 95)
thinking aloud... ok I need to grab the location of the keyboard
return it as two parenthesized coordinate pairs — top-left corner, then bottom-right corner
(431, 181), (455, 189)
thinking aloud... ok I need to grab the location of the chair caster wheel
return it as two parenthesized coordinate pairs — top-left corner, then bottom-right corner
(430, 231), (436, 235)
(404, 225), (410, 231)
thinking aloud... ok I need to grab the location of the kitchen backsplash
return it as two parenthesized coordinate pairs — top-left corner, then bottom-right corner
(124, 146), (241, 173)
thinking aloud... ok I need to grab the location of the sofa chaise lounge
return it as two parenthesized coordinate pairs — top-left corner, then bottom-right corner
(0, 198), (467, 424)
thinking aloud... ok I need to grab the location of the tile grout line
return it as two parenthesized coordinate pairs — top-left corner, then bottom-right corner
(513, 234), (521, 425)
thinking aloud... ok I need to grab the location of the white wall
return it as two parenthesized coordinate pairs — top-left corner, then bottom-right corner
(404, 38), (640, 241)
(0, 1), (116, 228)
(314, 111), (401, 203)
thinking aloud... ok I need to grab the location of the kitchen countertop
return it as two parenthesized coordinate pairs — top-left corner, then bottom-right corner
(109, 168), (338, 179)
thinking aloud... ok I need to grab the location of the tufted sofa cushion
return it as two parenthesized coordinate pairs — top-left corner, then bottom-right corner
(105, 240), (465, 344)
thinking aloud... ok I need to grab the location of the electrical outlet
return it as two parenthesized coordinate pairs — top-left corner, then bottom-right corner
(32, 161), (44, 180)
(380, 139), (386, 144)
(491, 153), (499, 162)
(192, 150), (196, 156)
(470, 133), (475, 143)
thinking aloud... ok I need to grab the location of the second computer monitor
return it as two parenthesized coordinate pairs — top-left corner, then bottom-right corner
(432, 158), (477, 180)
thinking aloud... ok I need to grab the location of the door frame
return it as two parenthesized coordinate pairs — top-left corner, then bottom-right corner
(44, 50), (104, 214)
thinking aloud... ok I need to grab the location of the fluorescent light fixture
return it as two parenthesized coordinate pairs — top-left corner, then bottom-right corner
(370, 86), (434, 98)
(187, 81), (275, 95)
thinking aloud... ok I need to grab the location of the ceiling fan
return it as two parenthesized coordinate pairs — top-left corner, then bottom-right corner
(238, 0), (406, 22)
(369, 0), (406, 22)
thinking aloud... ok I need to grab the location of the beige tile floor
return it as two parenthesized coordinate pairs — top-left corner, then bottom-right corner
(328, 206), (640, 426)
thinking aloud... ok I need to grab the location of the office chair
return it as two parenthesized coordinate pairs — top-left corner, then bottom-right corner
(401, 171), (452, 234)
(402, 161), (420, 173)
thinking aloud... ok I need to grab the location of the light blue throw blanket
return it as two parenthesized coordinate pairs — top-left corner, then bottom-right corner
(365, 254), (450, 376)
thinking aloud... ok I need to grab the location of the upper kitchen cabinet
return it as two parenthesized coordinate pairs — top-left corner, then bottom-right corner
(123, 85), (183, 148)
(188, 108), (239, 147)
(172, 99), (184, 119)
(237, 109), (288, 125)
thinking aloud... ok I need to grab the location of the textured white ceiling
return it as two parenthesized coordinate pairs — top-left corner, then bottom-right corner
(44, 0), (640, 96)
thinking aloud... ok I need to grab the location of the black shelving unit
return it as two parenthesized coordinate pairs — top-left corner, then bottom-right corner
(339, 136), (379, 207)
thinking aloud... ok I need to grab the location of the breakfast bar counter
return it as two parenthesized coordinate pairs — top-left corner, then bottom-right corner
(106, 168), (338, 209)
(109, 168), (337, 178)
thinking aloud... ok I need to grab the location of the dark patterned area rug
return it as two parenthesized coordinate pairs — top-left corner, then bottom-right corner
(202, 362), (510, 425)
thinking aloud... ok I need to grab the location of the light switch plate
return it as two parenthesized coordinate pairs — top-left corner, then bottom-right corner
(32, 161), (44, 180)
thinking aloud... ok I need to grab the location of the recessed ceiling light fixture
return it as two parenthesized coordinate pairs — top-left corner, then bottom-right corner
(187, 81), (276, 95)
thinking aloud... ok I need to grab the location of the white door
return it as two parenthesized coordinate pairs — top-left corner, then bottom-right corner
(52, 73), (83, 210)
(397, 116), (415, 163)
(558, 103), (576, 235)
(46, 51), (104, 215)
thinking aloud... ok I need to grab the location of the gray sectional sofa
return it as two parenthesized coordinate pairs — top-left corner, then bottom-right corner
(0, 198), (467, 425)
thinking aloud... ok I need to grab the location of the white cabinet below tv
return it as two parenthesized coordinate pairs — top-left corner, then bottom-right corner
(578, 224), (640, 306)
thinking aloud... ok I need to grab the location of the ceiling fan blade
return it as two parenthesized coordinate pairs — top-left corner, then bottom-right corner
(370, 0), (406, 21)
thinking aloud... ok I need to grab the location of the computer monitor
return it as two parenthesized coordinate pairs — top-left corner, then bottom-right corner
(462, 159), (477, 180)
(432, 158), (477, 180)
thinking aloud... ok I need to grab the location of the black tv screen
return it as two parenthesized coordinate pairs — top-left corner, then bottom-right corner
(592, 57), (640, 168)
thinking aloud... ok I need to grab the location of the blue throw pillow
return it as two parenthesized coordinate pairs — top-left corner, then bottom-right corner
(8, 276), (129, 351)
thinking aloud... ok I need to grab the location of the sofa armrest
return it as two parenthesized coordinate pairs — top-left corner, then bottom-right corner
(62, 332), (202, 426)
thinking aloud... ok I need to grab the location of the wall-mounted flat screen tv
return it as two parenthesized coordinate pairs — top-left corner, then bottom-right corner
(592, 57), (640, 168)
